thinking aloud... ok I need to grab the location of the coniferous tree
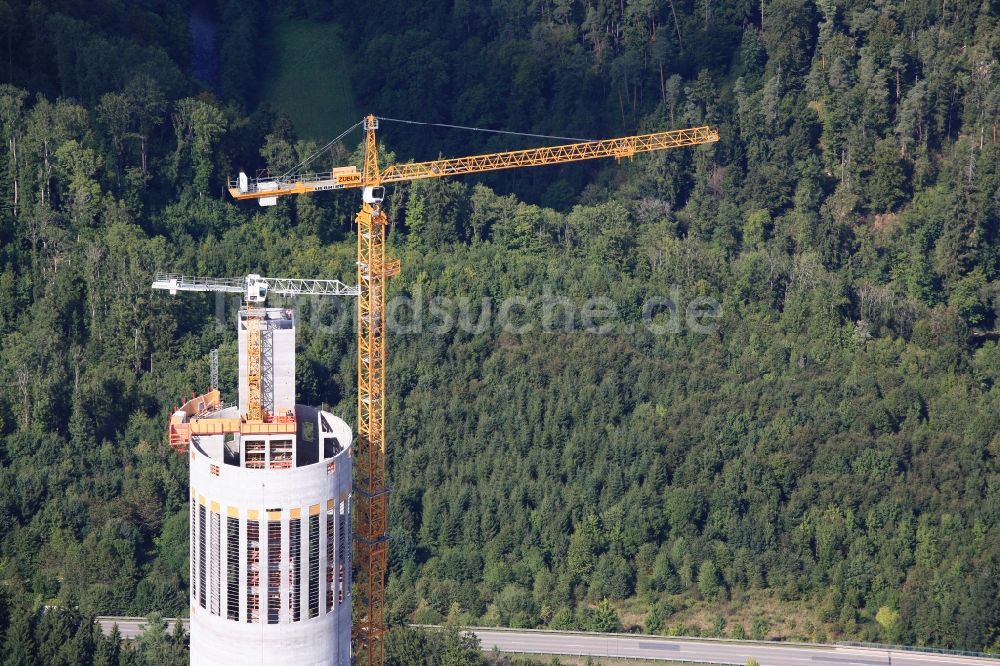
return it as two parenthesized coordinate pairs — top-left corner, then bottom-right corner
(2, 613), (38, 666)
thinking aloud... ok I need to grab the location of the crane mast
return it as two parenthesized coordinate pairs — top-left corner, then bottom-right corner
(353, 116), (398, 665)
(226, 115), (719, 666)
(246, 304), (264, 421)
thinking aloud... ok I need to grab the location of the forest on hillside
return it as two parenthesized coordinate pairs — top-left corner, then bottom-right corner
(0, 0), (998, 662)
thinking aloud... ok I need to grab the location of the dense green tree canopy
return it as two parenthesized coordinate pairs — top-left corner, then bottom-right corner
(0, 0), (998, 660)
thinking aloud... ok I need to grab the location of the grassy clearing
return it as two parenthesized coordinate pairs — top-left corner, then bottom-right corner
(260, 19), (360, 140)
(616, 589), (831, 643)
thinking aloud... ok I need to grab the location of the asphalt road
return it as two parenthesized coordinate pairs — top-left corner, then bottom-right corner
(472, 629), (1000, 666)
(95, 618), (998, 666)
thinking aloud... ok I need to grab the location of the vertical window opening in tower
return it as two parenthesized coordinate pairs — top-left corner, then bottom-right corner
(247, 520), (260, 623)
(338, 500), (347, 605)
(211, 511), (221, 615)
(308, 514), (319, 618)
(227, 516), (240, 621)
(326, 504), (335, 612)
(270, 439), (293, 469)
(191, 496), (198, 605)
(198, 504), (207, 609)
(290, 517), (301, 621)
(268, 520), (281, 624)
(245, 440), (265, 469)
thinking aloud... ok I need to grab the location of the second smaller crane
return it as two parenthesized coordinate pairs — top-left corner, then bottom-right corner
(152, 273), (359, 423)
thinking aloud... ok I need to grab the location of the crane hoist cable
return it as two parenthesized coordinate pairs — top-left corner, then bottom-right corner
(277, 117), (594, 187)
(278, 118), (366, 182)
(376, 116), (595, 143)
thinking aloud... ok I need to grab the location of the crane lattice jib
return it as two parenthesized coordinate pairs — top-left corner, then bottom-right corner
(152, 274), (360, 297)
(227, 125), (719, 201)
(152, 274), (246, 293)
(380, 125), (719, 183)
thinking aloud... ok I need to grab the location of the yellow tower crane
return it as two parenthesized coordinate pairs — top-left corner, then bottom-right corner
(228, 116), (719, 666)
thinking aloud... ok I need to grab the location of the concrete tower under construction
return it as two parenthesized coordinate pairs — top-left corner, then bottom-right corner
(168, 306), (352, 665)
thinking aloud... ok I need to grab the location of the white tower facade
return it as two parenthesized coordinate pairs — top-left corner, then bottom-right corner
(170, 308), (352, 665)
